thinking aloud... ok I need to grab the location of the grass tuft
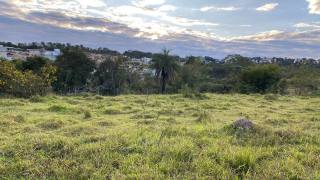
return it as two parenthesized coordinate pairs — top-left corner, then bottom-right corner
(84, 110), (92, 119)
(48, 105), (68, 112)
(37, 119), (63, 130)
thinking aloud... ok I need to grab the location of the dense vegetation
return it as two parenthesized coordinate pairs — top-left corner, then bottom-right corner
(1, 45), (319, 97)
(0, 94), (319, 179)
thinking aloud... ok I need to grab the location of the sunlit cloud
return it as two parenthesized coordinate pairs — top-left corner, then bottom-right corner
(132, 0), (166, 8)
(0, 0), (319, 58)
(256, 3), (279, 12)
(200, 6), (240, 12)
(294, 22), (320, 29)
(306, 0), (320, 14)
(158, 5), (177, 12)
(232, 30), (284, 41)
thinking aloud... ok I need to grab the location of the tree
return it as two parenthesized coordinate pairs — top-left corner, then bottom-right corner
(180, 57), (208, 90)
(224, 54), (253, 67)
(94, 56), (128, 95)
(22, 56), (50, 73)
(150, 49), (180, 93)
(54, 49), (95, 93)
(0, 61), (56, 97)
(239, 64), (282, 93)
(289, 67), (319, 95)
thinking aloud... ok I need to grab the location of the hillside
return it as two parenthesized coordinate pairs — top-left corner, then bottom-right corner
(0, 94), (320, 179)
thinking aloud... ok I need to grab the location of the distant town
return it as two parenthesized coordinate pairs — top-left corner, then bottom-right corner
(1, 42), (319, 66)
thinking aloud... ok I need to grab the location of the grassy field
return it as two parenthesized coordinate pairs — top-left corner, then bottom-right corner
(0, 94), (320, 179)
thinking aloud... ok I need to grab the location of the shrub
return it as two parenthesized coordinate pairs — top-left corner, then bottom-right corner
(239, 64), (281, 94)
(0, 61), (56, 98)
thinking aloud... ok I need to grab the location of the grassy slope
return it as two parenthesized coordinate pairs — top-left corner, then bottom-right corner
(0, 94), (320, 179)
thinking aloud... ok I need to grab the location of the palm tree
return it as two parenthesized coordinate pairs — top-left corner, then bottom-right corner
(151, 49), (179, 94)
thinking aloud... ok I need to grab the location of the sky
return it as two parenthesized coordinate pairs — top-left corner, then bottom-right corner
(0, 0), (319, 58)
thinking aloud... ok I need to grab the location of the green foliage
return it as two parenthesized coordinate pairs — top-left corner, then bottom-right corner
(22, 56), (51, 73)
(239, 64), (282, 94)
(54, 48), (95, 92)
(1, 48), (319, 96)
(151, 49), (180, 93)
(0, 61), (56, 98)
(93, 56), (128, 95)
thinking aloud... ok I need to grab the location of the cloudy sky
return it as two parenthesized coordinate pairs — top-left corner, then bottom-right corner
(0, 0), (319, 58)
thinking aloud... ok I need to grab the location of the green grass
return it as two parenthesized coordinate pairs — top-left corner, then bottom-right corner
(0, 94), (320, 179)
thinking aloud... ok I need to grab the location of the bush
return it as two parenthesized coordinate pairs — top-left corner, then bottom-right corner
(239, 64), (281, 94)
(0, 61), (56, 98)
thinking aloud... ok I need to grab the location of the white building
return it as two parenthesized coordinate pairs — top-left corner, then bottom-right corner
(131, 57), (152, 65)
(0, 45), (15, 60)
(44, 49), (61, 60)
(0, 46), (61, 61)
(27, 49), (44, 57)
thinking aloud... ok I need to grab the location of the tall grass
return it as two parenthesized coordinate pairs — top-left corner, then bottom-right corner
(0, 94), (319, 179)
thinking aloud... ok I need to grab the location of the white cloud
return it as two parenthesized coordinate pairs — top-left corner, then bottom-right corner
(233, 30), (284, 41)
(200, 6), (239, 12)
(132, 0), (166, 7)
(240, 24), (252, 27)
(157, 5), (176, 12)
(256, 3), (279, 12)
(306, 0), (320, 14)
(5, 0), (220, 40)
(74, 0), (106, 8)
(294, 22), (320, 29)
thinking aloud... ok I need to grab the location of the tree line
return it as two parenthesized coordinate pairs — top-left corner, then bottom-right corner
(0, 47), (319, 98)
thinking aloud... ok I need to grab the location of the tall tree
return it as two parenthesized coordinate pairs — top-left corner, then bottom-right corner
(94, 56), (128, 95)
(151, 49), (179, 93)
(54, 48), (95, 93)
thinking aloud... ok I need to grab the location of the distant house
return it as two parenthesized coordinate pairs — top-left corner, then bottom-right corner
(27, 49), (44, 57)
(131, 57), (152, 65)
(44, 49), (61, 60)
(0, 45), (61, 61)
(0, 46), (26, 60)
(0, 45), (9, 60)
